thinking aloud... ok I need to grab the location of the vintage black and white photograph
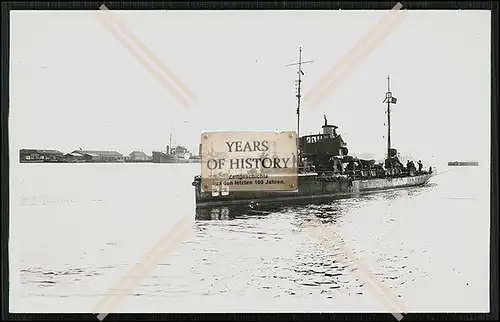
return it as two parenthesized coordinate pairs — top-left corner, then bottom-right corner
(8, 5), (492, 316)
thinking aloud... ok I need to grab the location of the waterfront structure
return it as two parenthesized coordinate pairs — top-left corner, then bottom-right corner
(19, 149), (64, 163)
(129, 151), (152, 162)
(70, 150), (124, 162)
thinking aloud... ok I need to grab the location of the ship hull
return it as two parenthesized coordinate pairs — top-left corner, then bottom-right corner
(192, 172), (433, 209)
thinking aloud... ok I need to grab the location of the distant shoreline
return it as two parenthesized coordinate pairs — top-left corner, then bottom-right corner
(19, 148), (201, 164)
(19, 160), (200, 164)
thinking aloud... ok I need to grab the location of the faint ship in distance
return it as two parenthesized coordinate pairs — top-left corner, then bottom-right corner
(152, 145), (200, 163)
(152, 120), (201, 163)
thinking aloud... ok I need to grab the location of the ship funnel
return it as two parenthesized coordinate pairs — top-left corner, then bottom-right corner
(322, 124), (338, 138)
(321, 114), (338, 138)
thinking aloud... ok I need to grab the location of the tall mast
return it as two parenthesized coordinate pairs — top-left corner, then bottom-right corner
(285, 47), (314, 139)
(296, 48), (302, 138)
(383, 75), (397, 159)
(387, 75), (391, 158)
(169, 119), (173, 154)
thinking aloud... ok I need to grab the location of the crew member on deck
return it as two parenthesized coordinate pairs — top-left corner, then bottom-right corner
(409, 160), (416, 173)
(418, 160), (423, 173)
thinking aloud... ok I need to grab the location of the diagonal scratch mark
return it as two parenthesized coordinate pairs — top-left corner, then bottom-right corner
(305, 3), (406, 108)
(309, 11), (407, 108)
(305, 2), (403, 100)
(95, 8), (193, 108)
(306, 2), (403, 97)
(99, 5), (197, 102)
(305, 220), (408, 321)
(93, 216), (193, 320)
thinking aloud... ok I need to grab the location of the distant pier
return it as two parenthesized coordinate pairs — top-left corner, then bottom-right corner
(448, 161), (479, 166)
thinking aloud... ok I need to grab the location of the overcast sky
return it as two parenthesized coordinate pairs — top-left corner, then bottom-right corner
(9, 9), (491, 166)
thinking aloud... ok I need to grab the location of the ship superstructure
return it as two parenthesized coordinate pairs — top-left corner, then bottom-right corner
(192, 49), (434, 209)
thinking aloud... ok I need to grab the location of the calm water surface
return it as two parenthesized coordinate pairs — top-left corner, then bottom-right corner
(9, 163), (490, 313)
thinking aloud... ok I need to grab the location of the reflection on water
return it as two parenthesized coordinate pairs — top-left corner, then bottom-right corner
(21, 267), (106, 287)
(195, 181), (438, 222)
(190, 190), (423, 301)
(11, 164), (490, 312)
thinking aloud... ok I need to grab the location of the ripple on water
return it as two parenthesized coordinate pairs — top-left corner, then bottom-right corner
(20, 267), (110, 287)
